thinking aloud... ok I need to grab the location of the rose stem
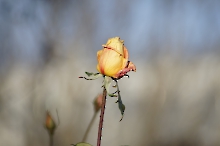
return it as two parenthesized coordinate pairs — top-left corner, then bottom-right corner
(97, 87), (107, 146)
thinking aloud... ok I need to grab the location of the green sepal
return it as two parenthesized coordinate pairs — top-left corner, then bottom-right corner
(79, 72), (102, 80)
(85, 72), (100, 77)
(104, 76), (117, 97)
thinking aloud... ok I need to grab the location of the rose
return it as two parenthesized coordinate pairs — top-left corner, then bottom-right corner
(96, 37), (136, 79)
(79, 37), (136, 122)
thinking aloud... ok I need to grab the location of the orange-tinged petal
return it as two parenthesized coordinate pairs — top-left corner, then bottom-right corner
(123, 46), (129, 60)
(96, 64), (102, 74)
(121, 56), (129, 73)
(114, 60), (136, 79)
(97, 49), (103, 62)
(97, 49), (104, 74)
(121, 46), (129, 70)
(127, 61), (136, 72)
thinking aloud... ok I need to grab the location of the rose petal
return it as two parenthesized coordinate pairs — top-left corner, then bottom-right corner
(97, 49), (124, 77)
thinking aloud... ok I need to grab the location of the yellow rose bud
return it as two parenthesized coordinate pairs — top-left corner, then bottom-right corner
(97, 37), (136, 79)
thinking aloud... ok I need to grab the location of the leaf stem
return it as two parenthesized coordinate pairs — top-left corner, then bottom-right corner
(97, 87), (107, 146)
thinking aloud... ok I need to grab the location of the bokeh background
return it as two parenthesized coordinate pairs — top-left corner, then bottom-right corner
(0, 0), (220, 146)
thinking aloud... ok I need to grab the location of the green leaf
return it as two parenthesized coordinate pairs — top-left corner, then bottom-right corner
(115, 81), (125, 121)
(116, 93), (125, 122)
(71, 142), (93, 146)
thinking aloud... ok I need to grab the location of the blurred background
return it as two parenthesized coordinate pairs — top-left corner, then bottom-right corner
(0, 0), (220, 146)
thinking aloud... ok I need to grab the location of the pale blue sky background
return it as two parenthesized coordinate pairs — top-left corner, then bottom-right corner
(0, 0), (219, 69)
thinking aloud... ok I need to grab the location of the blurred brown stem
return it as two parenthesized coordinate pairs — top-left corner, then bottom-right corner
(49, 134), (53, 146)
(97, 87), (107, 146)
(82, 112), (97, 142)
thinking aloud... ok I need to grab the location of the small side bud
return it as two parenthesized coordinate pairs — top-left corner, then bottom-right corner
(45, 111), (56, 135)
(93, 94), (103, 112)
